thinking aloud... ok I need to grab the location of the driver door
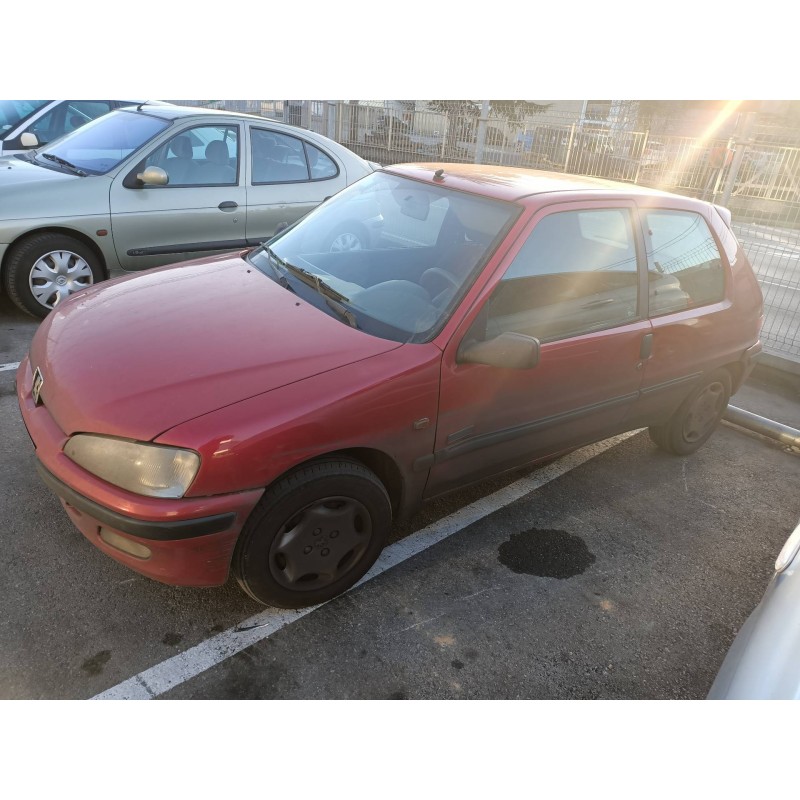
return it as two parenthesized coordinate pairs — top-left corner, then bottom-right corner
(426, 200), (651, 497)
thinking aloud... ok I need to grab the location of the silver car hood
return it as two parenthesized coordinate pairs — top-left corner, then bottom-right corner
(0, 156), (111, 220)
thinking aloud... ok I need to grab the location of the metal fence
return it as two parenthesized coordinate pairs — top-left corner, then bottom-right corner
(171, 100), (800, 362)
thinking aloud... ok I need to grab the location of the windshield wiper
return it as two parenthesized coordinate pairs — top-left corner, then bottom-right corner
(325, 297), (358, 328)
(258, 245), (291, 288)
(283, 263), (350, 304)
(41, 153), (87, 176)
(265, 247), (350, 304)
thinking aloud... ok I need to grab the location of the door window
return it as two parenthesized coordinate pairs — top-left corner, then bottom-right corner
(484, 207), (639, 342)
(144, 125), (239, 186)
(643, 209), (725, 315)
(251, 128), (338, 183)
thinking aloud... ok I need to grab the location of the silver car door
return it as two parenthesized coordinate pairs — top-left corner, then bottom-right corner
(109, 121), (247, 271)
(245, 123), (348, 244)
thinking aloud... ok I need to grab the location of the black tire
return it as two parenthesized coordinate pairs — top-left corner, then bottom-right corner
(648, 369), (732, 456)
(232, 459), (392, 608)
(323, 224), (368, 253)
(3, 233), (104, 319)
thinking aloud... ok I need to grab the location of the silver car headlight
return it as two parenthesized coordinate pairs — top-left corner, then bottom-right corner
(64, 434), (200, 499)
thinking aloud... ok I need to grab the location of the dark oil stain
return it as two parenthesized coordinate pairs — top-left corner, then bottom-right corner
(162, 633), (183, 646)
(359, 649), (368, 658)
(388, 690), (407, 700)
(451, 659), (465, 670)
(81, 650), (111, 676)
(208, 624), (224, 634)
(464, 649), (478, 661)
(498, 528), (596, 579)
(214, 663), (294, 700)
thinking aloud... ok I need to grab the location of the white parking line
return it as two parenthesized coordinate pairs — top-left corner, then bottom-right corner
(92, 431), (639, 700)
(0, 362), (21, 372)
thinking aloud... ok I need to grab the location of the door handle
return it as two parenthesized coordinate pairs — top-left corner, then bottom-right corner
(218, 201), (238, 211)
(640, 333), (654, 360)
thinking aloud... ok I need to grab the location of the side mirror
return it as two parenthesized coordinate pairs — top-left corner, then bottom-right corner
(20, 132), (39, 148)
(457, 332), (540, 370)
(136, 166), (169, 186)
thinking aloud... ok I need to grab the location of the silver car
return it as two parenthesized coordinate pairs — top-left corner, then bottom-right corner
(708, 518), (800, 699)
(0, 103), (377, 317)
(0, 99), (143, 156)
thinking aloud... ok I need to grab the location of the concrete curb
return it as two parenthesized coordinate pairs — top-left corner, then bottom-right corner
(752, 350), (800, 394)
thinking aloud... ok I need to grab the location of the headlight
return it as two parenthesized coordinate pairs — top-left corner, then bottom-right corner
(64, 434), (200, 499)
(775, 519), (800, 574)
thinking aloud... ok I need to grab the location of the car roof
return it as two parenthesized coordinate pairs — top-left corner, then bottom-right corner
(114, 102), (369, 162)
(382, 162), (687, 205)
(117, 102), (306, 130)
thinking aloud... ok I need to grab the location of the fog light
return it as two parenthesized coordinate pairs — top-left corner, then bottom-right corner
(99, 528), (152, 560)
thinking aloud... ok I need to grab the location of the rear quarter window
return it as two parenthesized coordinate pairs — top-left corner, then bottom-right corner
(643, 209), (725, 316)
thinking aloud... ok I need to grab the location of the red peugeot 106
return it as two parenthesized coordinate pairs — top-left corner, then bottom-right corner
(17, 164), (764, 608)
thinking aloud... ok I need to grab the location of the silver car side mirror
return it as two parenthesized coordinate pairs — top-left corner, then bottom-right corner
(136, 166), (169, 186)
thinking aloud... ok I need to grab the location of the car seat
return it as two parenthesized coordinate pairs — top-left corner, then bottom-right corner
(164, 135), (194, 184)
(195, 140), (236, 184)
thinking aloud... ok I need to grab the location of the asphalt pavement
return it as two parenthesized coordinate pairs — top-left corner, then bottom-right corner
(2, 293), (800, 700)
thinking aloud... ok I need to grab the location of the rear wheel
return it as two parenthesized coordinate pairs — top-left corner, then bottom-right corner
(232, 459), (392, 608)
(3, 233), (104, 318)
(648, 369), (732, 455)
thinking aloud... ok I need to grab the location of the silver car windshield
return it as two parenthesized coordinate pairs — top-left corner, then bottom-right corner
(0, 100), (50, 137)
(34, 110), (170, 175)
(252, 172), (519, 343)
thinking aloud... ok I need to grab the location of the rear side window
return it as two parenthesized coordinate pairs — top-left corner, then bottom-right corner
(251, 128), (339, 184)
(644, 210), (725, 316)
(486, 207), (639, 342)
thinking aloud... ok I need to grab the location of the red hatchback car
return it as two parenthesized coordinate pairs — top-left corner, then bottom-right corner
(17, 164), (763, 608)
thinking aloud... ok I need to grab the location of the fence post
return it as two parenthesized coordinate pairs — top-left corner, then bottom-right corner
(475, 100), (490, 164)
(564, 124), (576, 172)
(633, 129), (649, 185)
(721, 112), (757, 207)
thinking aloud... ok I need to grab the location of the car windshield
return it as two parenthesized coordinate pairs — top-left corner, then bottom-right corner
(0, 100), (50, 138)
(249, 171), (519, 343)
(32, 109), (170, 174)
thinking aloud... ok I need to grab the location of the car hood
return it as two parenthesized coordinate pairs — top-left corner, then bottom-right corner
(30, 253), (402, 441)
(0, 156), (111, 220)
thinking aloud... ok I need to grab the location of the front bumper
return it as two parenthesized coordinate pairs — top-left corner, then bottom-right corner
(16, 356), (264, 586)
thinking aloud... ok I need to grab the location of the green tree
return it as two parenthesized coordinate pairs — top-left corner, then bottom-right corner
(427, 100), (550, 153)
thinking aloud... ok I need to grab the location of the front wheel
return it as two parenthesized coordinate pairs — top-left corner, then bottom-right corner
(3, 233), (104, 318)
(232, 459), (392, 608)
(648, 369), (732, 456)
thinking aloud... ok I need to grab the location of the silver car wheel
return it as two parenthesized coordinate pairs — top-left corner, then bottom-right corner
(29, 249), (95, 309)
(328, 232), (363, 252)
